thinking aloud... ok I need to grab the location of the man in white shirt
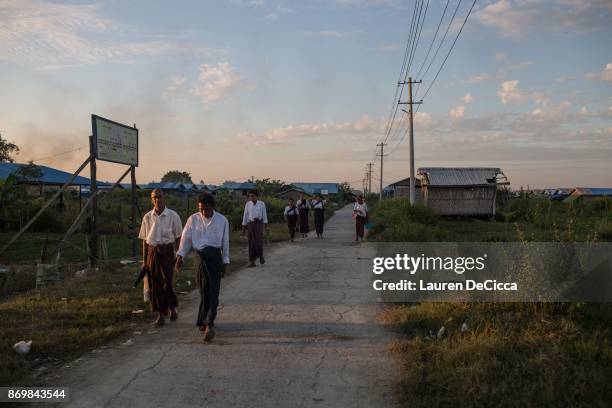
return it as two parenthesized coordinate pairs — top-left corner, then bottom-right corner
(242, 189), (268, 267)
(175, 193), (229, 342)
(138, 188), (183, 327)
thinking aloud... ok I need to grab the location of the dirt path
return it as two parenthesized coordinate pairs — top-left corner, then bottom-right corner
(53, 204), (396, 408)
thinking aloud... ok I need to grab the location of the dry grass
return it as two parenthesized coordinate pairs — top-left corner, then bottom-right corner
(382, 302), (612, 407)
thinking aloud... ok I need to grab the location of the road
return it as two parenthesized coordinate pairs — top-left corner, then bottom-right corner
(53, 204), (396, 408)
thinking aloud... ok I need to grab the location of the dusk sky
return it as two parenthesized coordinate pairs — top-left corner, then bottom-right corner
(1, 0), (611, 189)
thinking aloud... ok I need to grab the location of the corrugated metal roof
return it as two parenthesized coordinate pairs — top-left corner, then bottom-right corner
(291, 182), (339, 194)
(220, 182), (256, 190)
(569, 187), (612, 196)
(0, 162), (104, 186)
(418, 167), (503, 187)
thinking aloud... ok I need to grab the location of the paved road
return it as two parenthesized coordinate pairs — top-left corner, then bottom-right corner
(54, 204), (396, 408)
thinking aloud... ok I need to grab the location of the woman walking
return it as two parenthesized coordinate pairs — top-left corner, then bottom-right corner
(296, 192), (310, 238)
(284, 197), (299, 242)
(312, 195), (325, 238)
(353, 195), (368, 241)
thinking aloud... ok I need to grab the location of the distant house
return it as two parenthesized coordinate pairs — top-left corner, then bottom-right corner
(0, 162), (109, 197)
(218, 181), (256, 200)
(417, 167), (509, 217)
(195, 184), (220, 194)
(142, 182), (193, 194)
(563, 187), (612, 203)
(291, 183), (339, 196)
(276, 187), (312, 201)
(385, 177), (423, 203)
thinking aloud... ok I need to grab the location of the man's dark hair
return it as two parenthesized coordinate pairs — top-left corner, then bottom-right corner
(248, 189), (259, 196)
(197, 193), (215, 207)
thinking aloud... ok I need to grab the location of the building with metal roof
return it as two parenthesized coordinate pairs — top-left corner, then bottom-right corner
(0, 162), (103, 187)
(564, 187), (612, 203)
(385, 177), (423, 202)
(417, 167), (508, 217)
(291, 182), (339, 195)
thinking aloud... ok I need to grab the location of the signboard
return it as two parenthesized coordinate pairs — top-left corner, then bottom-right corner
(91, 115), (138, 166)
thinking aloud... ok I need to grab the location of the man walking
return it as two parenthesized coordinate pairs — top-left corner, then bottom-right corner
(138, 188), (183, 327)
(242, 189), (268, 267)
(175, 194), (229, 342)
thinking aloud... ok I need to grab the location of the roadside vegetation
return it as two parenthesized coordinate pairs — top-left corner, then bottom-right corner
(367, 194), (612, 407)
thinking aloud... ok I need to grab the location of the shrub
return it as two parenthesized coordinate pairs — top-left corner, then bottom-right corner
(368, 198), (443, 242)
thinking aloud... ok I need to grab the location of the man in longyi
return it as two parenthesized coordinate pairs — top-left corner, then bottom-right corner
(175, 194), (229, 342)
(242, 189), (268, 267)
(138, 188), (183, 327)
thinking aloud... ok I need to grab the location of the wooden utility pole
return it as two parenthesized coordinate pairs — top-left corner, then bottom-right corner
(367, 163), (373, 196)
(130, 165), (137, 257)
(399, 77), (422, 205)
(89, 136), (98, 268)
(377, 143), (387, 200)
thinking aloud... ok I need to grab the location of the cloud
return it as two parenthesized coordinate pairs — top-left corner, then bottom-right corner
(467, 73), (493, 84)
(494, 53), (506, 61)
(0, 0), (214, 69)
(190, 62), (241, 106)
(302, 30), (364, 38)
(166, 76), (186, 92)
(601, 63), (612, 81)
(498, 80), (532, 104)
(584, 63), (612, 81)
(475, 0), (612, 37)
(450, 106), (465, 119)
(232, 116), (385, 146)
(461, 93), (474, 104)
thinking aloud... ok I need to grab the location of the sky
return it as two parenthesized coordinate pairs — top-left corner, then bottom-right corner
(0, 0), (610, 190)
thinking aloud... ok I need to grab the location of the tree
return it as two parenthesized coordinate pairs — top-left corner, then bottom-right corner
(338, 181), (352, 194)
(0, 134), (20, 163)
(254, 178), (289, 196)
(161, 170), (193, 184)
(14, 161), (42, 181)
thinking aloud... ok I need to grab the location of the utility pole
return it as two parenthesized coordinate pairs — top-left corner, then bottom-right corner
(399, 77), (422, 205)
(366, 163), (373, 197)
(377, 143), (387, 200)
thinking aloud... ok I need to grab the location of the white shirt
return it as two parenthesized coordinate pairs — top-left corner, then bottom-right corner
(312, 200), (325, 209)
(296, 199), (310, 210)
(284, 205), (299, 216)
(353, 202), (368, 217)
(138, 207), (182, 246)
(242, 200), (268, 225)
(177, 211), (230, 264)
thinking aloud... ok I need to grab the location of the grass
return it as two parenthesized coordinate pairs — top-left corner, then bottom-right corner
(368, 196), (612, 406)
(382, 302), (612, 407)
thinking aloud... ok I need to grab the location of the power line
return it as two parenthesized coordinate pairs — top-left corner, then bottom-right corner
(30, 145), (88, 163)
(414, 0), (451, 80)
(417, 0), (476, 103)
(388, 0), (477, 154)
(380, 0), (421, 146)
(405, 0), (430, 76)
(414, 0), (463, 97)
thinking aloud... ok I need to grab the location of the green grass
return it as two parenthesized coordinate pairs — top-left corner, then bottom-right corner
(368, 196), (612, 406)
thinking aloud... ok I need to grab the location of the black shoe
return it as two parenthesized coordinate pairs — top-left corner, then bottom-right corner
(248, 262), (256, 268)
(260, 256), (265, 265)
